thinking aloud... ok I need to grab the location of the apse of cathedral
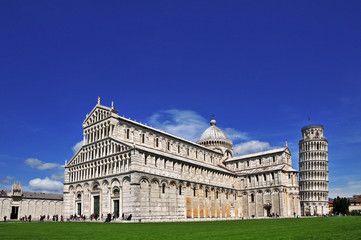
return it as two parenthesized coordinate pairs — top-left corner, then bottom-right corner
(61, 99), (302, 221)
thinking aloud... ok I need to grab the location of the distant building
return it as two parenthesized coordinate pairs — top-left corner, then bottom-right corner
(349, 195), (361, 212)
(299, 125), (329, 216)
(62, 100), (300, 221)
(0, 183), (62, 220)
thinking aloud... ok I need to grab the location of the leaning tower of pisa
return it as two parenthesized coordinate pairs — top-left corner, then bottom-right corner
(299, 125), (329, 216)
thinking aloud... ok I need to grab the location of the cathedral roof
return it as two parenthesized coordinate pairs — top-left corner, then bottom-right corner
(225, 147), (289, 162)
(198, 117), (229, 142)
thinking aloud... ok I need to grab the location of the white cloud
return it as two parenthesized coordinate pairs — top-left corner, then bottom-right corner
(148, 109), (209, 141)
(25, 158), (61, 170)
(72, 140), (84, 153)
(50, 172), (64, 181)
(28, 177), (63, 193)
(25, 158), (42, 168)
(234, 140), (271, 155)
(329, 180), (361, 198)
(1, 176), (16, 184)
(223, 128), (249, 141)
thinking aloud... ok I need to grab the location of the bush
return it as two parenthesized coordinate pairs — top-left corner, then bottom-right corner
(350, 210), (361, 216)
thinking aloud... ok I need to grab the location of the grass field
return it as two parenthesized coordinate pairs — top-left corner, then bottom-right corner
(0, 216), (360, 240)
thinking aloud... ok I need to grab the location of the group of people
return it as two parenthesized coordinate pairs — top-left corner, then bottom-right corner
(19, 215), (32, 222)
(70, 214), (86, 221)
(122, 213), (132, 221)
(269, 213), (279, 218)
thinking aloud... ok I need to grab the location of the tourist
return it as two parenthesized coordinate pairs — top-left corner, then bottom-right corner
(28, 215), (32, 222)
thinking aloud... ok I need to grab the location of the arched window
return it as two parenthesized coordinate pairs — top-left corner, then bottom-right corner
(216, 191), (219, 199)
(251, 193), (254, 202)
(193, 187), (196, 197)
(179, 186), (182, 195)
(155, 138), (159, 147)
(113, 189), (120, 196)
(178, 145), (180, 153)
(205, 189), (208, 198)
(162, 184), (166, 194)
(259, 159), (262, 165)
(77, 193), (81, 200)
(126, 129), (130, 139)
(187, 148), (189, 156)
(167, 142), (170, 151)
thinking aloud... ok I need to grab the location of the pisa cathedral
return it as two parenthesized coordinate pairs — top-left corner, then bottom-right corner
(62, 100), (302, 221)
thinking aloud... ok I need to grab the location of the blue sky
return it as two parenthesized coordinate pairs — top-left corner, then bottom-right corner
(0, 1), (360, 197)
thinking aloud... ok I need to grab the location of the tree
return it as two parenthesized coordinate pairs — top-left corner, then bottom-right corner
(333, 196), (350, 215)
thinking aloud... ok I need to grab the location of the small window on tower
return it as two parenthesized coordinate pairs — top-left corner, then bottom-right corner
(141, 134), (145, 143)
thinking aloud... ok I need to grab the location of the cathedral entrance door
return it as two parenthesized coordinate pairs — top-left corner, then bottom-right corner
(266, 208), (271, 217)
(113, 200), (119, 218)
(77, 203), (81, 215)
(10, 206), (19, 220)
(94, 196), (99, 215)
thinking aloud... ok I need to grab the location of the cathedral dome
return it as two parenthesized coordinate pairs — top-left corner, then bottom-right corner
(197, 117), (233, 157)
(198, 117), (229, 141)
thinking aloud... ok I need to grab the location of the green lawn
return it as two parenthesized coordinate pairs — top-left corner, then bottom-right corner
(0, 217), (360, 240)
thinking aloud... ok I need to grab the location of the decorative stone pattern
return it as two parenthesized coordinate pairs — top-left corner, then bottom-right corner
(299, 125), (329, 216)
(63, 102), (301, 221)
